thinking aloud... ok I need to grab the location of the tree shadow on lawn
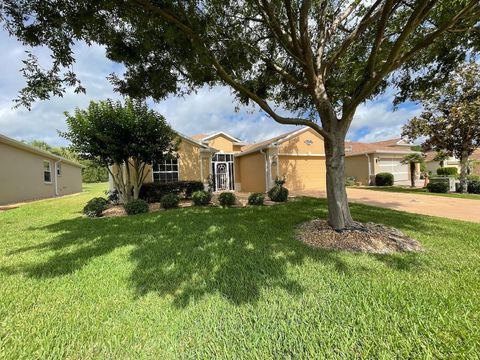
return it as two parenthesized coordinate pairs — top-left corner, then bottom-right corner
(2, 198), (429, 307)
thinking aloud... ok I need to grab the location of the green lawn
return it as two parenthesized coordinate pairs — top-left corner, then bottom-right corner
(1, 183), (479, 358)
(354, 185), (480, 199)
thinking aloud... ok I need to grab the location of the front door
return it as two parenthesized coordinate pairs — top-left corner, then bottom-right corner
(215, 162), (230, 191)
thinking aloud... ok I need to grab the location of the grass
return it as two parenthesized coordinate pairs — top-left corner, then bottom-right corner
(354, 185), (480, 199)
(0, 183), (479, 358)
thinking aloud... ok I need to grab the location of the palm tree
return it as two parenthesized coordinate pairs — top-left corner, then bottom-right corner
(401, 153), (425, 188)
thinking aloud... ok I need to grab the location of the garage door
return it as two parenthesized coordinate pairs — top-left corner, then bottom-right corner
(377, 157), (408, 182)
(278, 156), (326, 191)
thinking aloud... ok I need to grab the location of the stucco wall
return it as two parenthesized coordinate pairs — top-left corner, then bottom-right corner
(0, 142), (82, 205)
(236, 152), (266, 192)
(278, 155), (326, 191)
(278, 128), (325, 155)
(207, 134), (236, 153)
(345, 155), (370, 185)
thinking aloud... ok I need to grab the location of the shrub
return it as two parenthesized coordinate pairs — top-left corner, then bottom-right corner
(105, 189), (120, 205)
(375, 172), (394, 186)
(123, 199), (149, 215)
(139, 181), (204, 202)
(345, 176), (356, 186)
(437, 167), (458, 177)
(160, 193), (180, 209)
(83, 197), (108, 217)
(268, 184), (289, 202)
(468, 180), (480, 194)
(192, 190), (212, 206)
(248, 192), (265, 206)
(467, 174), (480, 182)
(427, 181), (449, 193)
(219, 192), (236, 207)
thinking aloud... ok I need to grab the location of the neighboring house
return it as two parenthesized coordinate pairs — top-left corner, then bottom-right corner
(344, 138), (419, 185)
(0, 133), (83, 205)
(424, 149), (480, 175)
(110, 127), (327, 193)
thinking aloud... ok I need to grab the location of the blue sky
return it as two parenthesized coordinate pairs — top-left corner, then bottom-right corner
(0, 29), (422, 147)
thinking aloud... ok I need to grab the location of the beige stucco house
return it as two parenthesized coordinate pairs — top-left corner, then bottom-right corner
(344, 138), (420, 185)
(424, 149), (480, 176)
(110, 127), (327, 194)
(0, 134), (83, 205)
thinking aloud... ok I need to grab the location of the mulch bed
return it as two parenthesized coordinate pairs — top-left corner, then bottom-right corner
(296, 219), (423, 254)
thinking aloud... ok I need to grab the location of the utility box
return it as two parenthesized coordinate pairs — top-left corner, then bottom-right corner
(430, 176), (456, 192)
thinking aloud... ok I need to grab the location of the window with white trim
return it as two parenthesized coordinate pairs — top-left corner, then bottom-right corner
(152, 158), (179, 183)
(43, 160), (52, 183)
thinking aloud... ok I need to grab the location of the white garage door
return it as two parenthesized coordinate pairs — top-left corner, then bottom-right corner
(377, 157), (408, 182)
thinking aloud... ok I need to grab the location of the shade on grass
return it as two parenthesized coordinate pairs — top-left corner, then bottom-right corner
(356, 185), (480, 200)
(0, 183), (479, 358)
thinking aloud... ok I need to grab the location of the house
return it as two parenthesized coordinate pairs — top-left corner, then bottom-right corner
(110, 127), (327, 193)
(0, 133), (83, 205)
(424, 149), (480, 176)
(344, 138), (419, 185)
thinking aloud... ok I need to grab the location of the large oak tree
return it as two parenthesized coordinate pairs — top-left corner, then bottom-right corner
(2, 0), (479, 229)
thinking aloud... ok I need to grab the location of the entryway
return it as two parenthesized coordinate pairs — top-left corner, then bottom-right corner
(211, 153), (235, 191)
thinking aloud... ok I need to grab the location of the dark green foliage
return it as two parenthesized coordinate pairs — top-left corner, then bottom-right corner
(345, 177), (356, 186)
(427, 182), (449, 193)
(81, 161), (109, 183)
(218, 192), (236, 207)
(375, 173), (394, 186)
(467, 180), (480, 194)
(437, 167), (458, 177)
(83, 197), (108, 217)
(248, 193), (265, 206)
(139, 181), (204, 203)
(268, 185), (289, 203)
(123, 199), (149, 215)
(192, 191), (212, 206)
(160, 193), (180, 209)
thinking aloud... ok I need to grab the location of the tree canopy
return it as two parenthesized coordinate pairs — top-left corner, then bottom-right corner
(61, 99), (178, 201)
(2, 0), (479, 228)
(402, 62), (480, 192)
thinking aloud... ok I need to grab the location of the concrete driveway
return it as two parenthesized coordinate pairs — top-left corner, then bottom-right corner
(293, 188), (480, 223)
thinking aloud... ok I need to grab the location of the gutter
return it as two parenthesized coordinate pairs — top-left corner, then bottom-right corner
(365, 154), (372, 185)
(54, 160), (62, 196)
(260, 149), (269, 192)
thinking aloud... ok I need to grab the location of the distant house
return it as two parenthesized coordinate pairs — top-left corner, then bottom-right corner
(110, 127), (328, 194)
(344, 138), (420, 185)
(424, 149), (480, 175)
(0, 134), (83, 205)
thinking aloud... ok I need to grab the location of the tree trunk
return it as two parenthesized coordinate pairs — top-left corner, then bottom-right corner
(410, 162), (416, 187)
(459, 152), (469, 193)
(324, 135), (355, 230)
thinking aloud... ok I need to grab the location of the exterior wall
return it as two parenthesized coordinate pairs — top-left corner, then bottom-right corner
(278, 128), (325, 155)
(345, 155), (370, 185)
(372, 153), (411, 184)
(0, 142), (82, 205)
(236, 152), (266, 192)
(278, 155), (326, 191)
(425, 159), (461, 175)
(206, 134), (236, 153)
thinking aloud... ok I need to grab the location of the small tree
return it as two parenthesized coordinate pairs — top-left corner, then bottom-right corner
(433, 150), (450, 168)
(402, 63), (480, 193)
(61, 99), (177, 202)
(401, 153), (424, 188)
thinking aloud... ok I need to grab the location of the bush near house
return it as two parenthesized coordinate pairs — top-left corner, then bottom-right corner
(219, 192), (236, 207)
(139, 181), (204, 202)
(467, 180), (480, 194)
(160, 193), (180, 209)
(268, 184), (289, 202)
(345, 176), (357, 186)
(83, 197), (108, 217)
(427, 182), (449, 193)
(437, 167), (458, 177)
(192, 190), (212, 206)
(124, 199), (149, 215)
(375, 172), (394, 186)
(248, 193), (265, 206)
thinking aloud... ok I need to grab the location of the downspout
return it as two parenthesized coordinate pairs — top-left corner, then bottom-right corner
(260, 149), (269, 192)
(365, 154), (372, 185)
(54, 160), (61, 196)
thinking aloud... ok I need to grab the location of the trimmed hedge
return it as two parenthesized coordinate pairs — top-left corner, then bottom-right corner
(83, 197), (108, 217)
(468, 180), (480, 194)
(268, 185), (289, 202)
(427, 181), (449, 193)
(160, 193), (180, 209)
(139, 181), (204, 202)
(437, 167), (458, 177)
(248, 192), (265, 206)
(192, 190), (212, 206)
(219, 192), (236, 207)
(375, 172), (394, 186)
(124, 199), (149, 215)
